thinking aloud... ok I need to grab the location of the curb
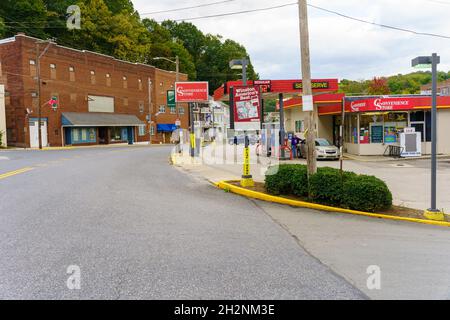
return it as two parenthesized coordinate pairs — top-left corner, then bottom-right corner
(216, 181), (450, 228)
(343, 153), (450, 163)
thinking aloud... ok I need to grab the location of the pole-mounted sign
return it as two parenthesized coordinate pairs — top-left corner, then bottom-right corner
(175, 82), (209, 103)
(232, 85), (261, 131)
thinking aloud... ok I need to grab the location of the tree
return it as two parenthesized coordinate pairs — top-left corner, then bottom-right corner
(339, 79), (369, 95)
(367, 77), (391, 95)
(56, 0), (150, 62)
(168, 42), (197, 80)
(103, 0), (135, 14)
(43, 0), (76, 45)
(197, 35), (258, 93)
(0, 1), (259, 86)
(0, 0), (48, 39)
(0, 18), (5, 38)
(161, 21), (206, 64)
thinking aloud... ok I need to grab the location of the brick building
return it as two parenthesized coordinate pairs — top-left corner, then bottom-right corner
(0, 34), (189, 148)
(421, 79), (450, 96)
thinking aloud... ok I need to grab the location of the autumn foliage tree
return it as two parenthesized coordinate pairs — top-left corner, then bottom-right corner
(367, 77), (391, 95)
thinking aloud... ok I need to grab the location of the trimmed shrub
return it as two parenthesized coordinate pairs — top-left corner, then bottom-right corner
(342, 175), (393, 212)
(308, 167), (357, 206)
(265, 164), (307, 196)
(290, 165), (308, 198)
(265, 165), (393, 213)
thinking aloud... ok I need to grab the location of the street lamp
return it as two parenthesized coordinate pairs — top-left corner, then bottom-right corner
(412, 53), (443, 220)
(152, 56), (180, 122)
(229, 59), (249, 85)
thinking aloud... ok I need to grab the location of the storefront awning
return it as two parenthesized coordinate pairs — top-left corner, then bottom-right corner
(62, 112), (145, 127)
(157, 124), (177, 132)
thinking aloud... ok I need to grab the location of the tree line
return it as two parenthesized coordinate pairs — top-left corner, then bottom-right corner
(340, 71), (450, 96)
(0, 0), (258, 93)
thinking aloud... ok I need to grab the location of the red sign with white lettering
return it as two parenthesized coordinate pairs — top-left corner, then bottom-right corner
(175, 82), (209, 103)
(347, 97), (415, 112)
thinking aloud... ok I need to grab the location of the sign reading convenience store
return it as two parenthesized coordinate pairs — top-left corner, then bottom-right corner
(175, 82), (209, 103)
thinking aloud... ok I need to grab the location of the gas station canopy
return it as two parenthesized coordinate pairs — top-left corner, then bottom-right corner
(213, 78), (340, 101)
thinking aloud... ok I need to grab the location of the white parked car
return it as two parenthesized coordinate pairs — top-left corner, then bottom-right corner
(299, 138), (340, 160)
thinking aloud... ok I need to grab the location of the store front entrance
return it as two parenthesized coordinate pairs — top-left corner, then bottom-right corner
(98, 127), (109, 144)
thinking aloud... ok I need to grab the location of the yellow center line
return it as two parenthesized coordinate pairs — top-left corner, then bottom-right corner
(0, 167), (34, 180)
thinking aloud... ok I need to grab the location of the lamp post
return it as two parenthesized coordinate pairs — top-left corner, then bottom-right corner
(36, 39), (52, 150)
(412, 54), (443, 220)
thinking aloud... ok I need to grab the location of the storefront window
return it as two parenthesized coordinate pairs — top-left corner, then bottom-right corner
(72, 128), (96, 144)
(345, 112), (408, 145)
(410, 111), (431, 142)
(359, 115), (372, 144)
(110, 127), (123, 141)
(345, 114), (358, 144)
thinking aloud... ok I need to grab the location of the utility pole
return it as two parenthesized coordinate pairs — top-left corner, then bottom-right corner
(298, 0), (317, 176)
(36, 40), (52, 150)
(148, 77), (153, 145)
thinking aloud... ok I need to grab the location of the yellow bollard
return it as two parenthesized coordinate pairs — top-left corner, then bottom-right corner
(240, 146), (255, 187)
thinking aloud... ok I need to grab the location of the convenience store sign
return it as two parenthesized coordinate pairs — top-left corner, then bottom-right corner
(348, 98), (415, 112)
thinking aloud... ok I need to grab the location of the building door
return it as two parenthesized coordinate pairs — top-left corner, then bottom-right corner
(98, 127), (108, 144)
(29, 119), (48, 148)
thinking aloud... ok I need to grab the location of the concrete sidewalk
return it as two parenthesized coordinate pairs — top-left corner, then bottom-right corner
(172, 144), (450, 213)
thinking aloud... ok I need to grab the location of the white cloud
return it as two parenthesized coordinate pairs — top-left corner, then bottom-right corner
(132, 0), (450, 81)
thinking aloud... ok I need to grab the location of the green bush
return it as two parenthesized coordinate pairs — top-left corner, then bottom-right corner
(290, 165), (308, 198)
(265, 164), (307, 196)
(264, 165), (393, 213)
(309, 167), (357, 206)
(342, 175), (393, 212)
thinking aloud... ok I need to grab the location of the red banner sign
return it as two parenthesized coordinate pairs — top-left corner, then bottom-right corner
(233, 86), (261, 130)
(348, 97), (415, 112)
(175, 82), (209, 103)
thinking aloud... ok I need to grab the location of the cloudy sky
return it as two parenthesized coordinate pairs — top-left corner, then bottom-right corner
(132, 0), (450, 81)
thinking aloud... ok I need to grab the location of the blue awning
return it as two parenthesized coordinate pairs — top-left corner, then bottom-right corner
(157, 124), (177, 132)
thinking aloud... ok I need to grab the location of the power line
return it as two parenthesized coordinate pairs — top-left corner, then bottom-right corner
(1, 1), (449, 41)
(307, 3), (450, 40)
(156, 2), (298, 22)
(151, 2), (450, 40)
(140, 0), (237, 15)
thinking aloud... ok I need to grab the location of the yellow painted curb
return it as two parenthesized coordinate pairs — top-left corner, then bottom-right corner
(424, 210), (445, 221)
(217, 181), (450, 228)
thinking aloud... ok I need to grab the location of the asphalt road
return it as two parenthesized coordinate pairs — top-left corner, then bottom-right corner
(0, 146), (366, 300)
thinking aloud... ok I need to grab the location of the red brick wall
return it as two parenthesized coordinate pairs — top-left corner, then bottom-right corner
(0, 34), (190, 147)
